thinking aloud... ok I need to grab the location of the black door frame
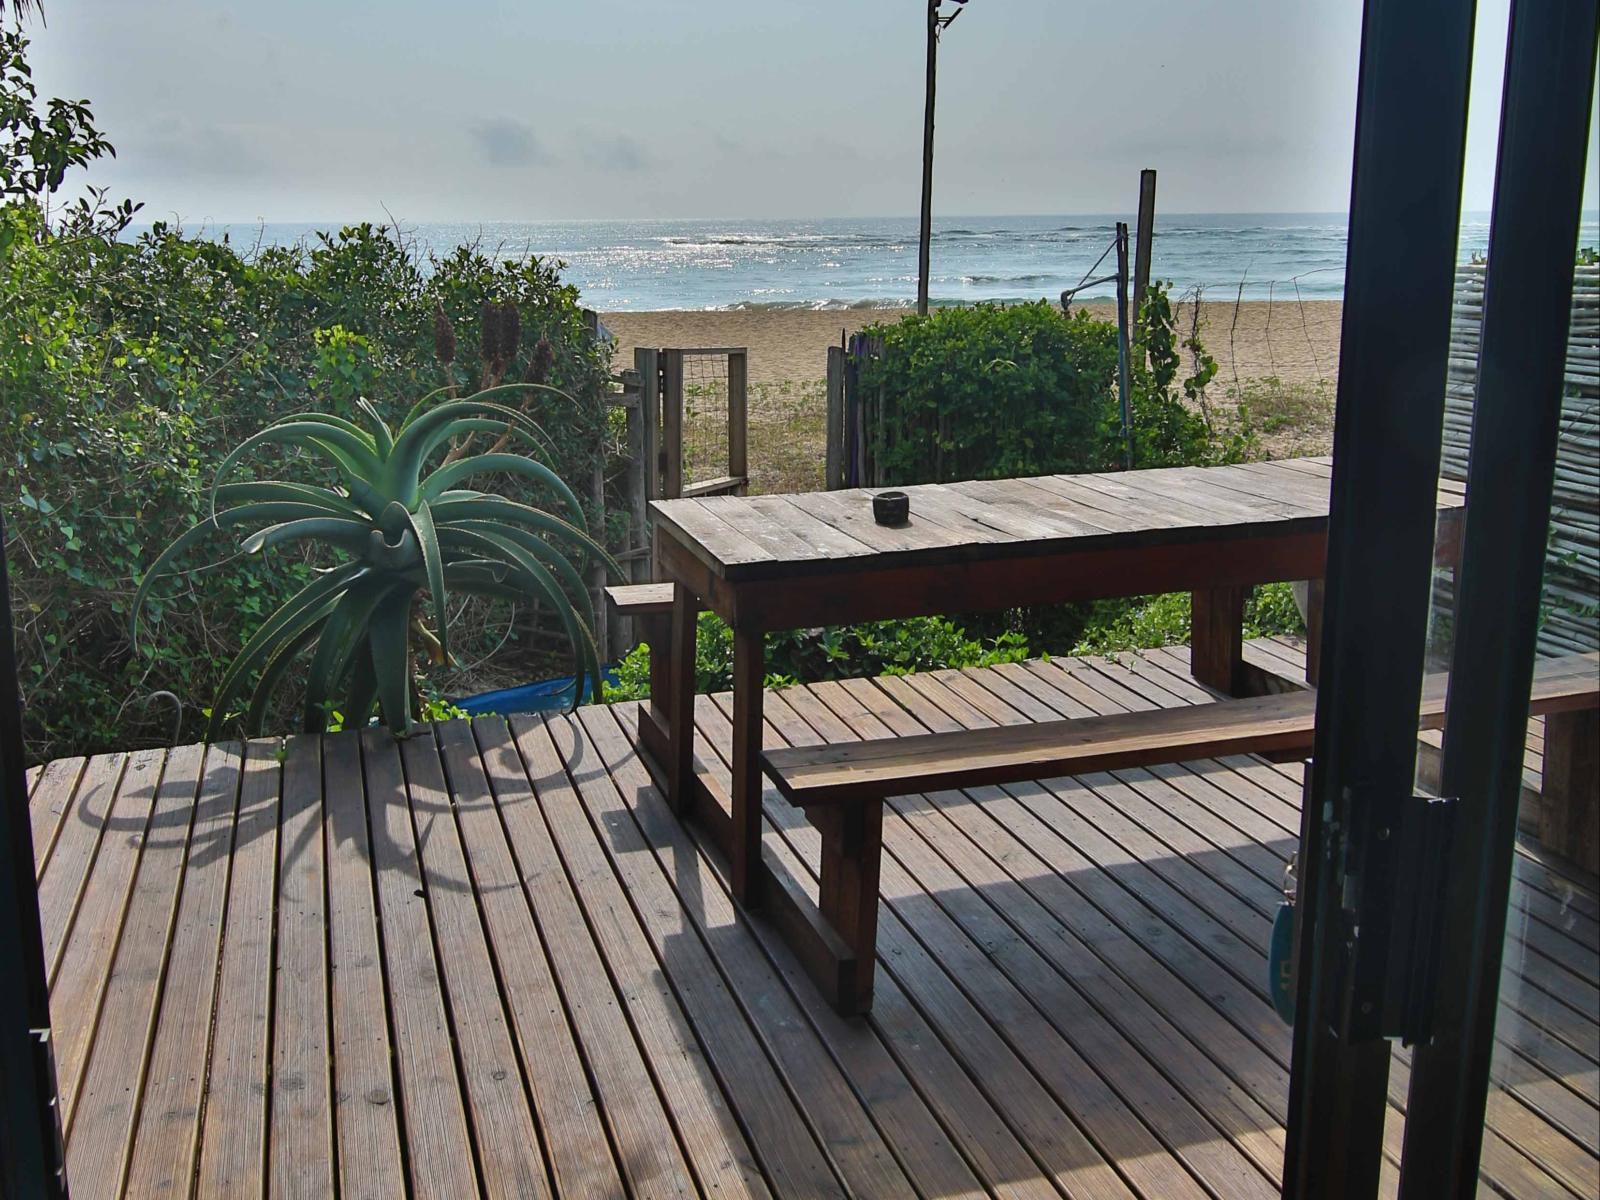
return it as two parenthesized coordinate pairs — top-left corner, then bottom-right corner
(1282, 0), (1478, 1194)
(1400, 0), (1600, 1193)
(0, 508), (68, 1198)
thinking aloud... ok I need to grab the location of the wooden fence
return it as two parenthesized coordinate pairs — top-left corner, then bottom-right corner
(1439, 259), (1599, 656)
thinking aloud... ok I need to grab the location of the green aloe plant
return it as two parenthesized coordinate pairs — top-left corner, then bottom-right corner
(132, 385), (617, 740)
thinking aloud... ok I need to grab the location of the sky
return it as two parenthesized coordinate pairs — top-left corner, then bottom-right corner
(22, 0), (1600, 225)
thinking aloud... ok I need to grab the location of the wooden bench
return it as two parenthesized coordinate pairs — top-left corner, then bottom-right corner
(762, 652), (1599, 1013)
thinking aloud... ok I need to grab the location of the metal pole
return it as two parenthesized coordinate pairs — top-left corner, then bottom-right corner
(1400, 0), (1599, 1191)
(916, 0), (938, 317)
(1114, 222), (1134, 470)
(0, 510), (68, 1199)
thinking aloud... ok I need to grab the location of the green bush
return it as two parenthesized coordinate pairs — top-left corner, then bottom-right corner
(855, 285), (1250, 487)
(603, 614), (1032, 702)
(2, 200), (617, 761)
(858, 301), (1119, 483)
(1070, 582), (1306, 656)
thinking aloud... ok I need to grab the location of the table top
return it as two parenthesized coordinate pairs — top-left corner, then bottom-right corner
(652, 458), (1466, 583)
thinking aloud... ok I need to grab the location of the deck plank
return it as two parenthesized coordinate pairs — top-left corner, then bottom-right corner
(398, 731), (554, 1199)
(447, 717), (668, 1200)
(546, 707), (925, 1200)
(49, 747), (167, 1123)
(121, 743), (243, 1200)
(63, 743), (203, 1199)
(584, 701), (999, 1200)
(37, 751), (127, 976)
(527, 710), (850, 1199)
(321, 730), (407, 1200)
(193, 739), (283, 1198)
(269, 735), (334, 1198)
(29, 754), (86, 878)
(358, 729), (479, 1199)
(34, 634), (1596, 1200)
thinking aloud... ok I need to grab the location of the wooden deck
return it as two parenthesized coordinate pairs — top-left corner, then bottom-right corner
(28, 640), (1597, 1199)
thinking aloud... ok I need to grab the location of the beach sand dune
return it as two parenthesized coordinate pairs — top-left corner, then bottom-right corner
(603, 299), (1342, 389)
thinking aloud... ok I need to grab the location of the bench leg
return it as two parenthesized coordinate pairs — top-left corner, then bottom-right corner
(1192, 585), (1248, 695)
(1541, 710), (1598, 873)
(662, 584), (699, 815)
(731, 628), (766, 907)
(814, 800), (883, 1014)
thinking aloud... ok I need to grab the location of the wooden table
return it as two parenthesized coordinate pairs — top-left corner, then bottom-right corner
(641, 458), (1466, 1004)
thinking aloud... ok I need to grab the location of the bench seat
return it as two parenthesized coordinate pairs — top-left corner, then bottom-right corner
(604, 582), (675, 617)
(765, 651), (1599, 810)
(759, 650), (1597, 1013)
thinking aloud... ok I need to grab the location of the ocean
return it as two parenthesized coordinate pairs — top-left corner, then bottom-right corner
(186, 212), (1598, 312)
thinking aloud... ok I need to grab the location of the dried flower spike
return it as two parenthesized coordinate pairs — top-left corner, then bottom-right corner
(432, 303), (456, 365)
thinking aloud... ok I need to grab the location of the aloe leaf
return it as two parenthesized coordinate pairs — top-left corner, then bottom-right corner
(418, 452), (584, 520)
(302, 575), (407, 733)
(444, 520), (594, 621)
(366, 587), (416, 735)
(241, 517), (373, 556)
(408, 500), (450, 664)
(356, 399), (395, 458)
(213, 420), (384, 496)
(430, 494), (617, 572)
(385, 395), (548, 500)
(205, 575), (358, 741)
(215, 481), (368, 519)
(244, 619), (330, 736)
(343, 644), (380, 731)
(442, 526), (602, 709)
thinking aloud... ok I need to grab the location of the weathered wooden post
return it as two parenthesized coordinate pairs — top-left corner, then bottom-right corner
(727, 349), (749, 495)
(825, 345), (846, 489)
(1132, 169), (1157, 325)
(661, 349), (684, 501)
(1114, 222), (1134, 470)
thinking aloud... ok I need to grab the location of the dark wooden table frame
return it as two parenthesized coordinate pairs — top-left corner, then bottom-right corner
(637, 471), (1463, 1013)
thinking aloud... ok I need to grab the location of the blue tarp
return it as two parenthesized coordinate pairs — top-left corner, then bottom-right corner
(452, 667), (619, 717)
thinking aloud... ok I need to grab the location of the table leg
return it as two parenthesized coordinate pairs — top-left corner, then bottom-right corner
(1303, 578), (1325, 687)
(666, 582), (698, 815)
(1192, 585), (1248, 695)
(731, 628), (766, 907)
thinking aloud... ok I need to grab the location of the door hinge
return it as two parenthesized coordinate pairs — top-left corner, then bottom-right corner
(1321, 777), (1459, 1047)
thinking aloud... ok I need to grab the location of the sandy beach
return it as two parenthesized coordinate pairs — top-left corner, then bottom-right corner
(603, 299), (1342, 389)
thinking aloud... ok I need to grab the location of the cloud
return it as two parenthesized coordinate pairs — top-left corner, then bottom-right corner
(129, 118), (270, 182)
(576, 133), (654, 173)
(471, 119), (548, 168)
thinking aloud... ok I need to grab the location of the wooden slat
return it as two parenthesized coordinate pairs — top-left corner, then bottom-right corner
(320, 731), (406, 1199)
(531, 710), (850, 1198)
(581, 704), (995, 1200)
(440, 718), (646, 1200)
(806, 678), (1283, 1197)
(194, 739), (282, 1198)
(37, 752), (126, 972)
(605, 581), (675, 616)
(63, 743), (203, 1199)
(358, 729), (478, 1197)
(121, 743), (243, 1200)
(269, 735), (333, 1198)
(690, 692), (1141, 1200)
(29, 754), (86, 877)
(766, 654), (1600, 807)
(397, 731), (553, 1199)
(49, 747), (166, 1120)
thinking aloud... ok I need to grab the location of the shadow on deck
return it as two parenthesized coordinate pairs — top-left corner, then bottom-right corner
(26, 640), (1598, 1199)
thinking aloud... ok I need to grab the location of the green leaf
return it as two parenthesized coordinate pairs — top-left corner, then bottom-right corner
(419, 451), (584, 520)
(366, 587), (415, 735)
(408, 499), (449, 664)
(240, 517), (372, 556)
